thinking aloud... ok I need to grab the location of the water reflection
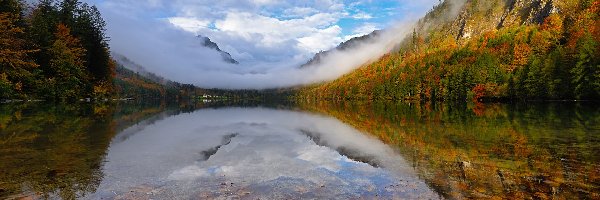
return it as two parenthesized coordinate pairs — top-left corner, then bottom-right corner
(1, 101), (599, 199)
(0, 102), (179, 199)
(0, 103), (112, 199)
(299, 101), (600, 199)
(91, 107), (438, 199)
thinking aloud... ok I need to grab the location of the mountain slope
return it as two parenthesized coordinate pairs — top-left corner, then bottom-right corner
(298, 0), (600, 101)
(197, 35), (239, 64)
(300, 30), (381, 68)
(112, 53), (178, 85)
(112, 54), (203, 99)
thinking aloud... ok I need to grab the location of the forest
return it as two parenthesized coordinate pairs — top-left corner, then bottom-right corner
(298, 0), (600, 102)
(0, 0), (216, 101)
(1, 0), (114, 101)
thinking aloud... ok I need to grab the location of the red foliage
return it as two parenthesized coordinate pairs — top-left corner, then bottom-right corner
(472, 84), (487, 102)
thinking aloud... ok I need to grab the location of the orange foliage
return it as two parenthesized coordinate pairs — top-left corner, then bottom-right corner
(591, 1), (600, 46)
(0, 13), (38, 69)
(511, 43), (531, 69)
(481, 31), (497, 49)
(530, 31), (551, 53)
(540, 14), (563, 35)
(566, 1), (600, 50)
(53, 23), (86, 66)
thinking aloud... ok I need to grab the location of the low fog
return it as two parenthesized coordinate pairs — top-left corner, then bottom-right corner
(102, 0), (464, 89)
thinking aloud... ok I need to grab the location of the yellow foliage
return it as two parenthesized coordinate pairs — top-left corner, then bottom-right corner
(93, 80), (112, 97)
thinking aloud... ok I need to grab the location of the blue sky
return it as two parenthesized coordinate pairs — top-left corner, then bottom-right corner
(81, 0), (439, 88)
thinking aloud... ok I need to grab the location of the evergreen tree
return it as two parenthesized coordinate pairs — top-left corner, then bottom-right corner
(28, 0), (59, 77)
(73, 4), (112, 84)
(571, 33), (599, 99)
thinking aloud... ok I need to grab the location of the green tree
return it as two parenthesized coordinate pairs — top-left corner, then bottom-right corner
(571, 33), (599, 99)
(46, 23), (87, 100)
(525, 56), (547, 99)
(75, 4), (112, 85)
(28, 0), (59, 72)
(542, 47), (571, 99)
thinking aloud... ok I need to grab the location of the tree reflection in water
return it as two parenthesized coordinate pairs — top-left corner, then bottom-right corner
(299, 101), (600, 199)
(0, 102), (173, 199)
(1, 101), (598, 199)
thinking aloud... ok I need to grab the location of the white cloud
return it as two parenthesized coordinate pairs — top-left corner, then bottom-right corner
(168, 17), (211, 33)
(94, 0), (373, 68)
(214, 11), (342, 52)
(352, 12), (373, 19)
(283, 7), (319, 18)
(344, 23), (380, 41)
(297, 26), (343, 53)
(250, 0), (279, 6)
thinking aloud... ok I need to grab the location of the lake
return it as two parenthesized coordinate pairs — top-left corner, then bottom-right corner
(1, 101), (599, 199)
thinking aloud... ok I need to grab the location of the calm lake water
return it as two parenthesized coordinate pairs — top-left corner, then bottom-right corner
(0, 101), (599, 199)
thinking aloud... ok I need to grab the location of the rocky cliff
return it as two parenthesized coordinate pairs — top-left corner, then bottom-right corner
(417, 0), (558, 41)
(197, 35), (239, 64)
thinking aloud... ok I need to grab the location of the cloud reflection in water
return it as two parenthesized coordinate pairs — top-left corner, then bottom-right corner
(91, 108), (439, 199)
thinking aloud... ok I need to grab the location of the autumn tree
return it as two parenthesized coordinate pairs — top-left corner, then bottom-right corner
(46, 23), (87, 100)
(0, 2), (38, 99)
(0, 0), (26, 26)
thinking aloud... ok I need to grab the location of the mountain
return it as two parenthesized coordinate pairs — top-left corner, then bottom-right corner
(298, 0), (600, 101)
(417, 0), (557, 41)
(112, 53), (173, 85)
(300, 30), (381, 68)
(112, 54), (290, 100)
(197, 35), (239, 64)
(112, 54), (204, 99)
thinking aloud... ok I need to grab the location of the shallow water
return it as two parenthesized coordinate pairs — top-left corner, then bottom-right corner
(0, 101), (598, 199)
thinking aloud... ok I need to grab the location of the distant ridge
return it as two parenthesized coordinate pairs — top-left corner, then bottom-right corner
(112, 53), (173, 85)
(300, 30), (381, 68)
(197, 35), (239, 64)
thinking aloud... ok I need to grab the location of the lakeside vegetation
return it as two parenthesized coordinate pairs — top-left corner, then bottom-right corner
(298, 0), (600, 102)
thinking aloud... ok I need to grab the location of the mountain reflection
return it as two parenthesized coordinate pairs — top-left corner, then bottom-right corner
(299, 101), (600, 199)
(91, 107), (437, 199)
(1, 101), (598, 199)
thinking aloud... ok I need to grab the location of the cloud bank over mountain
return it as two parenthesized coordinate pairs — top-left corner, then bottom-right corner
(86, 0), (439, 88)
